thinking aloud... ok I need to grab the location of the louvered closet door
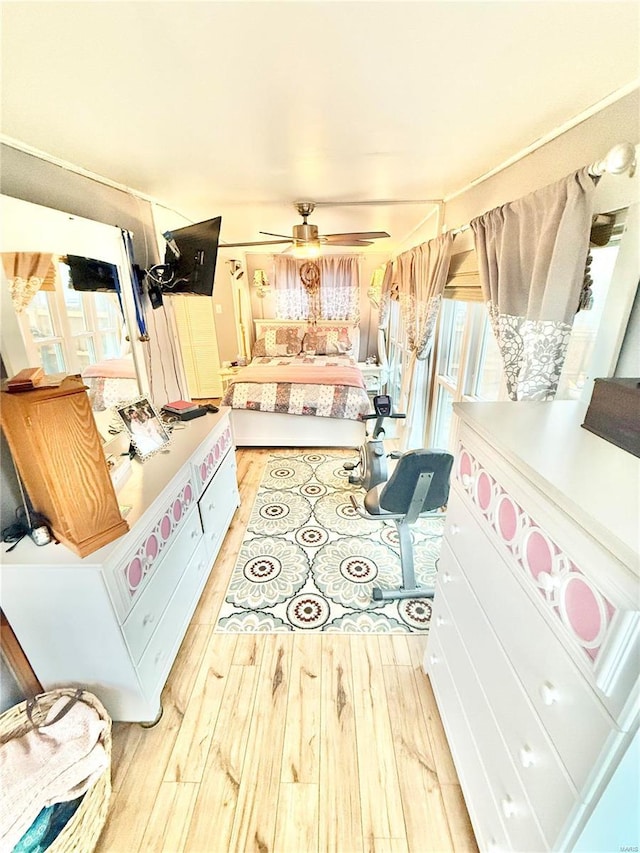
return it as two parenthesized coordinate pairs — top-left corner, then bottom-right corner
(172, 296), (222, 398)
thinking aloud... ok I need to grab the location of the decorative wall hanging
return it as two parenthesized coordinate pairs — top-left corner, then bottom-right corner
(299, 261), (321, 322)
(299, 261), (320, 292)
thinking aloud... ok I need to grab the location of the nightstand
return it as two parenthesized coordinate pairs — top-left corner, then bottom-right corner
(357, 362), (384, 395)
(218, 366), (242, 392)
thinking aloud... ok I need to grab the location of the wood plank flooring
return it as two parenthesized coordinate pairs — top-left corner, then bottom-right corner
(95, 448), (477, 853)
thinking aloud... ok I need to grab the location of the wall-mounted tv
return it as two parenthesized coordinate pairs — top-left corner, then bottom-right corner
(161, 216), (222, 296)
(66, 255), (120, 292)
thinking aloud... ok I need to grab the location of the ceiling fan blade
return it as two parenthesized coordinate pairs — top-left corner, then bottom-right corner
(321, 231), (390, 241)
(259, 231), (292, 239)
(320, 238), (374, 246)
(220, 239), (292, 247)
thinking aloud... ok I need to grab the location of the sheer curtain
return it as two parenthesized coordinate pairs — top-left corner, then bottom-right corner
(273, 255), (360, 321)
(395, 233), (454, 448)
(471, 168), (597, 400)
(319, 256), (360, 321)
(273, 256), (310, 320)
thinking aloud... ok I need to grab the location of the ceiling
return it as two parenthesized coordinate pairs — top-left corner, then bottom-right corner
(1, 2), (639, 255)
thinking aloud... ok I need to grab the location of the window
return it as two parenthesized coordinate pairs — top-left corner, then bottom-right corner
(16, 260), (124, 375)
(427, 299), (506, 451)
(555, 240), (622, 400)
(274, 256), (360, 321)
(385, 298), (410, 405)
(382, 203), (633, 454)
(426, 208), (629, 450)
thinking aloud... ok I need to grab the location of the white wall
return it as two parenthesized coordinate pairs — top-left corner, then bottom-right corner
(442, 90), (640, 233)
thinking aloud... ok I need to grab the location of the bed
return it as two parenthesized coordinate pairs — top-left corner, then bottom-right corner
(81, 356), (139, 411)
(222, 320), (370, 447)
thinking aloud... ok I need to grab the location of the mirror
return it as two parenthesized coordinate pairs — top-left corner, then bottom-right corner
(0, 195), (147, 424)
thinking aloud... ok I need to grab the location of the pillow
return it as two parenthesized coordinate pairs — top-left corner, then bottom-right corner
(302, 326), (353, 355)
(252, 326), (303, 357)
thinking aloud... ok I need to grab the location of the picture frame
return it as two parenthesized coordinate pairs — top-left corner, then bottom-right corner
(115, 396), (171, 461)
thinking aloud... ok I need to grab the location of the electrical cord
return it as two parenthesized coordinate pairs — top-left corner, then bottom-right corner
(2, 507), (51, 552)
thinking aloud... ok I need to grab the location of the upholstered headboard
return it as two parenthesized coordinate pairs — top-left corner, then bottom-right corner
(253, 319), (360, 356)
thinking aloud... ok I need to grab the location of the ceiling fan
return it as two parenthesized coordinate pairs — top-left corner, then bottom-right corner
(222, 201), (390, 251)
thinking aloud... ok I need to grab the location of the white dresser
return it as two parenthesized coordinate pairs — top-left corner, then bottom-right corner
(427, 401), (639, 852)
(0, 409), (239, 723)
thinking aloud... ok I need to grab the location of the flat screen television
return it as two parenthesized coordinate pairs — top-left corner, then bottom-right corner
(66, 256), (120, 292)
(161, 216), (222, 296)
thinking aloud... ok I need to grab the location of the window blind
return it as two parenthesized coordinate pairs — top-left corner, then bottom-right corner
(443, 250), (483, 302)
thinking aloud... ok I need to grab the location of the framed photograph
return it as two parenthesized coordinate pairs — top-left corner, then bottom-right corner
(115, 396), (171, 461)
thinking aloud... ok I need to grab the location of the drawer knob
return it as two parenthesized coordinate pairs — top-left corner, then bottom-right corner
(429, 654), (439, 666)
(519, 746), (536, 768)
(154, 651), (162, 665)
(442, 572), (453, 584)
(142, 613), (155, 627)
(449, 524), (460, 536)
(435, 616), (446, 627)
(500, 797), (517, 819)
(191, 529), (199, 539)
(198, 560), (206, 572)
(461, 474), (473, 487)
(208, 502), (215, 512)
(539, 681), (558, 706)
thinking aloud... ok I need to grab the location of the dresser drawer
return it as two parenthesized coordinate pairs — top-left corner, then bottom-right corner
(455, 441), (639, 724)
(443, 491), (620, 793)
(123, 507), (202, 662)
(192, 421), (234, 498)
(428, 599), (547, 852)
(199, 448), (239, 559)
(436, 541), (579, 846)
(428, 633), (508, 853)
(138, 537), (210, 697)
(107, 476), (197, 620)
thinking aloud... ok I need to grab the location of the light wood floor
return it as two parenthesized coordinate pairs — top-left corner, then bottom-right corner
(95, 448), (478, 853)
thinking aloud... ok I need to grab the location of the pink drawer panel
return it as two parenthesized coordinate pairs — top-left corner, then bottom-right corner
(120, 478), (196, 606)
(456, 444), (616, 668)
(193, 425), (233, 496)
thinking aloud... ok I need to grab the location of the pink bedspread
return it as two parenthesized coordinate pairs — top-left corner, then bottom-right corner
(82, 357), (136, 379)
(235, 364), (365, 389)
(222, 355), (371, 421)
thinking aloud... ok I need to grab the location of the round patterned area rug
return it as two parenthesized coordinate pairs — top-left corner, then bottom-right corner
(215, 452), (445, 633)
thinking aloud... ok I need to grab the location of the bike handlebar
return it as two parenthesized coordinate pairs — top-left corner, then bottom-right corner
(363, 412), (406, 421)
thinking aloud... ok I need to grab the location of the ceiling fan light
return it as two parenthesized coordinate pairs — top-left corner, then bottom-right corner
(293, 240), (321, 259)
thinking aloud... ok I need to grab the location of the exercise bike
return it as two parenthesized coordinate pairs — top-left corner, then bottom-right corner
(343, 394), (406, 491)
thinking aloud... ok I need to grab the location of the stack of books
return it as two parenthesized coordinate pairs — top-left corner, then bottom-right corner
(6, 367), (44, 392)
(162, 400), (206, 421)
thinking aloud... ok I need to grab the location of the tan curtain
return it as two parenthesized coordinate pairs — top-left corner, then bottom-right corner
(1, 253), (57, 313)
(396, 233), (454, 448)
(471, 168), (597, 400)
(396, 234), (453, 360)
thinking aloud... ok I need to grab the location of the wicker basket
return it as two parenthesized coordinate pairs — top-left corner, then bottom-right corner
(0, 688), (112, 853)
